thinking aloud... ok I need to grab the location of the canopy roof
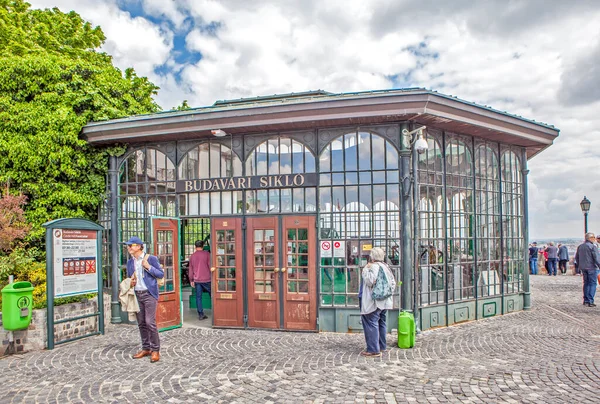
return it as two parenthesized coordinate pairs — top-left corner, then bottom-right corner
(82, 88), (558, 158)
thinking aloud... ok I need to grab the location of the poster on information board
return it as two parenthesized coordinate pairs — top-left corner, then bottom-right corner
(52, 229), (98, 297)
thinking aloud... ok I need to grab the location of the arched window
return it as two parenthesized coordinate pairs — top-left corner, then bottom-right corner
(179, 142), (242, 179)
(445, 137), (474, 301)
(246, 137), (316, 213)
(501, 150), (524, 294)
(416, 134), (446, 305)
(475, 144), (501, 297)
(246, 138), (315, 176)
(118, 148), (176, 245)
(318, 131), (400, 308)
(178, 141), (243, 215)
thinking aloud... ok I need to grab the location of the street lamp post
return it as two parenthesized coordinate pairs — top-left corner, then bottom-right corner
(401, 125), (428, 330)
(580, 196), (591, 235)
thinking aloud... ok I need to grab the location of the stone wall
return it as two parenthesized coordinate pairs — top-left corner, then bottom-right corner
(1, 293), (111, 356)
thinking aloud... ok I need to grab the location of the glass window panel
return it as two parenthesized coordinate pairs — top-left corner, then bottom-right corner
(257, 190), (268, 213)
(269, 189), (280, 213)
(358, 132), (372, 171)
(344, 133), (358, 171)
(332, 173), (344, 185)
(293, 188), (304, 212)
(255, 269), (264, 280)
(372, 134), (386, 170)
(280, 138), (292, 174)
(292, 141), (304, 174)
(332, 187), (345, 211)
(320, 146), (331, 172)
(227, 280), (236, 291)
(306, 188), (316, 211)
(305, 148), (316, 173)
(267, 139), (279, 174)
(218, 280), (226, 291)
(319, 187), (331, 211)
(385, 141), (398, 170)
(281, 188), (292, 212)
(359, 172), (371, 184)
(288, 281), (298, 293)
(298, 281), (309, 293)
(387, 171), (399, 183)
(373, 171), (386, 184)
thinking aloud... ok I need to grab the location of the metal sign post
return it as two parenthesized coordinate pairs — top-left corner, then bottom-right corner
(43, 218), (104, 350)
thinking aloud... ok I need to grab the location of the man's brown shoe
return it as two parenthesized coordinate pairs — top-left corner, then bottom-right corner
(150, 351), (160, 363)
(132, 350), (151, 359)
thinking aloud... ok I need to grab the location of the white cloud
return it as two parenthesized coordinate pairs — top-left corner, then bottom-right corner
(24, 0), (600, 238)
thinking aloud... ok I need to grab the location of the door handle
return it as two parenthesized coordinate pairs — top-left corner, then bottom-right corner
(274, 268), (280, 273)
(281, 267), (287, 272)
(210, 267), (216, 272)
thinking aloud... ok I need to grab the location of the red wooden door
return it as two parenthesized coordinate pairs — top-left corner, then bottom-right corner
(247, 217), (279, 329)
(282, 216), (317, 330)
(246, 216), (317, 331)
(152, 218), (181, 330)
(211, 218), (243, 327)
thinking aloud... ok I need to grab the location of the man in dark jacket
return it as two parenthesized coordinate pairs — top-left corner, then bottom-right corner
(574, 233), (600, 307)
(528, 242), (539, 275)
(558, 244), (569, 275)
(125, 236), (164, 362)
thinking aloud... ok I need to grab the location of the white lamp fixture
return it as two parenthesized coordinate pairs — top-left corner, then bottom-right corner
(401, 126), (429, 154)
(211, 129), (228, 137)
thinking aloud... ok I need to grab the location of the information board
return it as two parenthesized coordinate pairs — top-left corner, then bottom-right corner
(52, 229), (99, 297)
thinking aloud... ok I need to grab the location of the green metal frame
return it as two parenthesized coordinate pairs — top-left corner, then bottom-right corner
(43, 218), (105, 350)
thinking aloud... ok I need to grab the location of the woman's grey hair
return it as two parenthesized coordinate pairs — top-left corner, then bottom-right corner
(585, 232), (596, 241)
(370, 247), (385, 262)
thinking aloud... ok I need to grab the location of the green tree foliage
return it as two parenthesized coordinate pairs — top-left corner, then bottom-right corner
(0, 0), (161, 244)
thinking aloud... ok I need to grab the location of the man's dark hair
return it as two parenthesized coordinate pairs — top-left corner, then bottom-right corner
(195, 240), (205, 248)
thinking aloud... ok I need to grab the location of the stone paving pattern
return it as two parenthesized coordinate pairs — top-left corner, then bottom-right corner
(0, 275), (598, 403)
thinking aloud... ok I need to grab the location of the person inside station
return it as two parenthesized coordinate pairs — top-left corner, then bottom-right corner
(189, 240), (211, 320)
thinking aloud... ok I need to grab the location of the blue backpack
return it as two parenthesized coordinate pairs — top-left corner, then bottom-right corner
(371, 263), (395, 300)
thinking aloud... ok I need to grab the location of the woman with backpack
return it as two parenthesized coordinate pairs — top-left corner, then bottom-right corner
(360, 247), (396, 357)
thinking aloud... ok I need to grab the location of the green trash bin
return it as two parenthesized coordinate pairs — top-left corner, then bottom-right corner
(1, 281), (34, 331)
(397, 310), (416, 349)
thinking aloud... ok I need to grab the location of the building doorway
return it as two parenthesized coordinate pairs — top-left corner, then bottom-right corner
(246, 216), (317, 331)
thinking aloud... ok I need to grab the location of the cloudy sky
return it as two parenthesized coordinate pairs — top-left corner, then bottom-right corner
(28, 0), (600, 240)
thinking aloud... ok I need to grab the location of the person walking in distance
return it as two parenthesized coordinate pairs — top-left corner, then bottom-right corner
(558, 243), (569, 275)
(189, 240), (211, 320)
(125, 236), (164, 363)
(546, 242), (559, 276)
(574, 233), (600, 307)
(529, 242), (539, 275)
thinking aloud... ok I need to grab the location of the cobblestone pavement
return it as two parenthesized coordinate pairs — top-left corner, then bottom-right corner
(1, 275), (598, 403)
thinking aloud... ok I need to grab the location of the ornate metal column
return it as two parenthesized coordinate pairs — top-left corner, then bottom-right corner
(109, 155), (121, 323)
(399, 123), (412, 311)
(521, 149), (531, 310)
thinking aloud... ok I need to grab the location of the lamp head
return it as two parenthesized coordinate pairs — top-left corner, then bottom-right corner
(211, 129), (228, 137)
(580, 195), (591, 213)
(414, 131), (429, 154)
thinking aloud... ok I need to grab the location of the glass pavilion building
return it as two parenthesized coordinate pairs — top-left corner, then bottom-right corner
(84, 89), (558, 332)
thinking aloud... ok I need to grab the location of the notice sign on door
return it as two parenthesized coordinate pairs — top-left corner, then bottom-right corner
(53, 229), (98, 297)
(333, 241), (345, 258)
(320, 241), (332, 258)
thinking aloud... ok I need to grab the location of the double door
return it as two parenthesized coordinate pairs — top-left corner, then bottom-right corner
(211, 215), (317, 331)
